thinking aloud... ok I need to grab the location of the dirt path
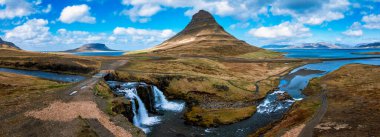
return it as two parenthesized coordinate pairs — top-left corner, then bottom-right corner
(24, 60), (129, 137)
(298, 89), (328, 137)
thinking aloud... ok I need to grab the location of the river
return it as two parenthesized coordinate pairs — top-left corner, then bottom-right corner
(0, 68), (86, 82)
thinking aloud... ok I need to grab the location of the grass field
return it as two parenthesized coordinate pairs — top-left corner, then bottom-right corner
(0, 49), (101, 75)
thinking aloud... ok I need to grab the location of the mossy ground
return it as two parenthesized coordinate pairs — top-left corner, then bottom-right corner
(185, 106), (256, 127)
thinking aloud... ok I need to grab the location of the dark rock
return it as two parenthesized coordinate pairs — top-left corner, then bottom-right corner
(136, 85), (157, 114)
(212, 84), (229, 92)
(111, 97), (134, 123)
(276, 92), (292, 101)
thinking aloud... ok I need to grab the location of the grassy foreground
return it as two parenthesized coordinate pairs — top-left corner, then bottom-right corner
(252, 64), (380, 136)
(108, 56), (299, 127)
(0, 72), (71, 136)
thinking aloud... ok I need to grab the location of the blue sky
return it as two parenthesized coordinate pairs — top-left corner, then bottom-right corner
(0, 0), (380, 51)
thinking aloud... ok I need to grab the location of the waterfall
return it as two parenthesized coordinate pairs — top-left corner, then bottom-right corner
(120, 88), (160, 133)
(111, 82), (186, 133)
(152, 86), (185, 111)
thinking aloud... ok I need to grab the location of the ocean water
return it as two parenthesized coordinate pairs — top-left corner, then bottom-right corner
(73, 51), (126, 56)
(271, 48), (380, 58)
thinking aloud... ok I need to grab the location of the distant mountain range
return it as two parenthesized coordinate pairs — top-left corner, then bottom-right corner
(0, 38), (21, 50)
(357, 42), (380, 48)
(262, 42), (380, 49)
(65, 43), (116, 52)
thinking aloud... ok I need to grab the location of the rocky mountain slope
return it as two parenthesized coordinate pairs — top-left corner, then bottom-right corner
(0, 38), (21, 50)
(147, 10), (261, 56)
(65, 43), (116, 52)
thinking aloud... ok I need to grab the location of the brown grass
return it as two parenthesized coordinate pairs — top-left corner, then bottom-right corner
(0, 72), (70, 114)
(313, 64), (380, 136)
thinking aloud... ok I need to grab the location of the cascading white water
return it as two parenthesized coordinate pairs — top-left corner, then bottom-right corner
(152, 86), (185, 111)
(113, 83), (186, 133)
(257, 90), (294, 113)
(120, 88), (160, 133)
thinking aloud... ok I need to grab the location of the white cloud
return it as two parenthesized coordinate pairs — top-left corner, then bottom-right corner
(0, 0), (34, 19)
(120, 0), (273, 22)
(112, 27), (175, 42)
(59, 4), (96, 24)
(43, 4), (52, 13)
(248, 22), (311, 39)
(362, 14), (380, 29)
(121, 4), (161, 23)
(342, 22), (363, 37)
(56, 29), (108, 45)
(229, 22), (250, 30)
(342, 29), (363, 36)
(271, 0), (350, 25)
(120, 0), (350, 25)
(33, 0), (42, 5)
(2, 19), (176, 50)
(109, 27), (176, 49)
(5, 19), (52, 45)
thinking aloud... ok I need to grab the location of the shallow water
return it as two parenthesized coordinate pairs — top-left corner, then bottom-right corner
(0, 68), (85, 82)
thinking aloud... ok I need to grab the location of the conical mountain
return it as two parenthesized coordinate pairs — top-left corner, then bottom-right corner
(0, 38), (21, 50)
(149, 10), (260, 56)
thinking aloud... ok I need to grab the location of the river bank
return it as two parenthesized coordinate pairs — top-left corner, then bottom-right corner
(251, 60), (380, 137)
